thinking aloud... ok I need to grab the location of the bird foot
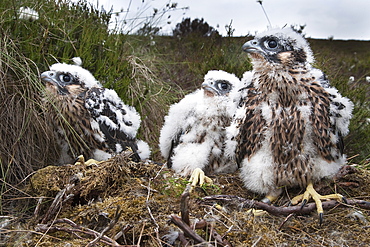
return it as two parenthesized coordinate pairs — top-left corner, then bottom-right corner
(290, 182), (345, 224)
(246, 208), (268, 216)
(248, 195), (278, 217)
(189, 168), (213, 191)
(74, 155), (100, 166)
(261, 195), (279, 205)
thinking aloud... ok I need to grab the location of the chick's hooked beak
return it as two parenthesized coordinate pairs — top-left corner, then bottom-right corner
(242, 39), (263, 54)
(201, 82), (218, 97)
(40, 71), (60, 87)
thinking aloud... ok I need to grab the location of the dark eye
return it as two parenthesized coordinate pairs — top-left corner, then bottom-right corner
(218, 82), (230, 90)
(60, 74), (71, 83)
(267, 39), (278, 49)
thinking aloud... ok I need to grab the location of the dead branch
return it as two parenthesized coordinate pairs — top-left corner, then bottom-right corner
(36, 218), (127, 247)
(170, 214), (210, 245)
(192, 219), (232, 246)
(112, 224), (133, 241)
(33, 196), (45, 218)
(202, 195), (370, 216)
(170, 214), (233, 246)
(278, 213), (295, 230)
(208, 224), (233, 247)
(87, 206), (123, 247)
(180, 184), (192, 225)
(177, 232), (189, 246)
(175, 184), (233, 246)
(41, 183), (75, 224)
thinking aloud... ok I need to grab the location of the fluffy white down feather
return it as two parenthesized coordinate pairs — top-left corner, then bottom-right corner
(137, 140), (151, 160)
(49, 62), (101, 88)
(159, 90), (199, 160)
(160, 70), (242, 176)
(85, 88), (141, 139)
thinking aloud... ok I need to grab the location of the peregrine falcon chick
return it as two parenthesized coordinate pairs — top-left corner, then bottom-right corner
(229, 28), (353, 222)
(159, 70), (242, 186)
(41, 59), (150, 164)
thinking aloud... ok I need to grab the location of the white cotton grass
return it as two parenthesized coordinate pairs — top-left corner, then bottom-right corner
(18, 7), (39, 21)
(348, 76), (355, 84)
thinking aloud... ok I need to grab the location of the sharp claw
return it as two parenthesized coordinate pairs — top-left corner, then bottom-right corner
(319, 212), (323, 225)
(300, 199), (307, 210)
(73, 155), (85, 165)
(73, 156), (81, 164)
(290, 182), (345, 224)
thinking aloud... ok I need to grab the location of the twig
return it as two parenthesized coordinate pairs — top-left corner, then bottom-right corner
(278, 213), (295, 230)
(36, 218), (124, 246)
(177, 232), (189, 246)
(251, 236), (262, 247)
(176, 184), (233, 246)
(180, 184), (192, 226)
(287, 226), (324, 246)
(170, 214), (209, 245)
(41, 183), (74, 224)
(207, 224), (232, 247)
(202, 195), (370, 216)
(145, 179), (160, 240)
(113, 224), (133, 241)
(192, 219), (232, 247)
(143, 163), (164, 243)
(136, 222), (146, 246)
(0, 177), (34, 197)
(140, 183), (159, 193)
(33, 196), (44, 218)
(87, 206), (123, 247)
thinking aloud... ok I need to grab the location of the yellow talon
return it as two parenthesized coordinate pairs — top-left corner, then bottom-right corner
(291, 182), (344, 224)
(189, 168), (213, 191)
(73, 155), (85, 165)
(73, 155), (100, 166)
(246, 208), (267, 216)
(84, 158), (100, 166)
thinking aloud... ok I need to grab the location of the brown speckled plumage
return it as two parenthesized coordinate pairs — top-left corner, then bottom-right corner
(230, 28), (353, 199)
(41, 61), (149, 164)
(44, 85), (105, 161)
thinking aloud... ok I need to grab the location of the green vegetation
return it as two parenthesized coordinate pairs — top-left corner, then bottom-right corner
(0, 0), (369, 212)
(1, 0), (369, 177)
(0, 0), (370, 245)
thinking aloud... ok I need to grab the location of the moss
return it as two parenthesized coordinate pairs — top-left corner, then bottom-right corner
(14, 154), (370, 246)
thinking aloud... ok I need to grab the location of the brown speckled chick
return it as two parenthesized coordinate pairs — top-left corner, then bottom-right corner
(227, 28), (353, 223)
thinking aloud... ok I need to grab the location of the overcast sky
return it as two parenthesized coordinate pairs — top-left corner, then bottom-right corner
(94, 0), (370, 40)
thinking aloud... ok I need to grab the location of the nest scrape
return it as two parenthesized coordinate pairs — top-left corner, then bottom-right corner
(6, 154), (370, 246)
